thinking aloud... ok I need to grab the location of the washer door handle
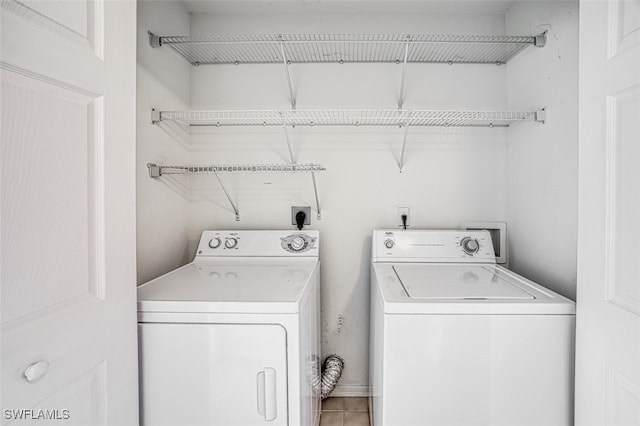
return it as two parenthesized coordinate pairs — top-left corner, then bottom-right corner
(256, 368), (277, 421)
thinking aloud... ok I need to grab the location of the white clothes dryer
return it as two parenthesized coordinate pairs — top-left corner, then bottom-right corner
(138, 230), (320, 426)
(370, 229), (575, 426)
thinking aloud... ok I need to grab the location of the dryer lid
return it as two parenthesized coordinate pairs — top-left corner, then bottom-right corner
(393, 264), (535, 300)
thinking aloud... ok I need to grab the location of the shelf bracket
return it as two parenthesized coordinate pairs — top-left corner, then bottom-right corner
(280, 113), (296, 164)
(147, 163), (161, 178)
(148, 31), (161, 48)
(398, 36), (411, 110)
(535, 108), (546, 124)
(398, 115), (411, 172)
(214, 173), (240, 221)
(311, 171), (321, 220)
(279, 38), (296, 110)
(151, 108), (161, 124)
(534, 31), (547, 48)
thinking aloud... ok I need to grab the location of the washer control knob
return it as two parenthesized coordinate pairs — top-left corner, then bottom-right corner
(384, 239), (395, 249)
(461, 237), (480, 255)
(208, 237), (222, 249)
(290, 236), (306, 251)
(224, 237), (238, 249)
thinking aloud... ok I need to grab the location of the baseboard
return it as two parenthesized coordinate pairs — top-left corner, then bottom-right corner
(329, 385), (370, 397)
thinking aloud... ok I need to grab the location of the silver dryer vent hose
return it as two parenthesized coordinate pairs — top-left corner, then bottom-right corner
(320, 354), (344, 399)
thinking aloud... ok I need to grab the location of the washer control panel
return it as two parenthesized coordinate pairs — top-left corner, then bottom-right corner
(372, 229), (496, 263)
(196, 230), (320, 257)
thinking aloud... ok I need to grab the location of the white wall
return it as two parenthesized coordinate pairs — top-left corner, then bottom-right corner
(186, 11), (509, 395)
(506, 0), (579, 300)
(136, 1), (192, 283)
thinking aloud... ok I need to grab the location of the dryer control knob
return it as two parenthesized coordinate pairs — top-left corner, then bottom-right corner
(225, 238), (238, 249)
(208, 237), (222, 249)
(384, 239), (395, 249)
(290, 236), (306, 251)
(461, 237), (480, 255)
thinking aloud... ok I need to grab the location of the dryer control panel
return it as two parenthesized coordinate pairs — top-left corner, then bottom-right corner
(196, 230), (319, 257)
(372, 229), (496, 263)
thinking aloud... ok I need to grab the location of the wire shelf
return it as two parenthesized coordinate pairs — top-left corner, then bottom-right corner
(147, 162), (325, 221)
(147, 162), (325, 177)
(154, 109), (543, 128)
(150, 33), (546, 65)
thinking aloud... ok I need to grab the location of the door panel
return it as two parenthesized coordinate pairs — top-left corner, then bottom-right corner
(576, 0), (640, 424)
(1, 0), (103, 57)
(1, 68), (105, 322)
(0, 0), (137, 424)
(605, 85), (640, 316)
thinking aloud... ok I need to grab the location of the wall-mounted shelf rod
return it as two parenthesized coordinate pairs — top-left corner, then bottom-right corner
(147, 163), (325, 221)
(148, 32), (547, 66)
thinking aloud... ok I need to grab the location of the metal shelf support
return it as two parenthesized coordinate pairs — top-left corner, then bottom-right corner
(311, 171), (321, 220)
(148, 31), (161, 48)
(279, 37), (296, 110)
(280, 113), (296, 164)
(148, 163), (161, 177)
(398, 121), (410, 172)
(151, 108), (161, 124)
(214, 173), (240, 221)
(398, 36), (411, 110)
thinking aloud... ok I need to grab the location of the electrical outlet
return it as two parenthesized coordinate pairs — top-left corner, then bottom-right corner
(291, 206), (311, 226)
(398, 207), (410, 228)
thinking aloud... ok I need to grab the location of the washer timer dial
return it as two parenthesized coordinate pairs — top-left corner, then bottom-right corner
(460, 237), (480, 255)
(281, 234), (317, 253)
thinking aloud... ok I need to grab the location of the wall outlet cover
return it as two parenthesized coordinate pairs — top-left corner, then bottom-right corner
(291, 206), (311, 226)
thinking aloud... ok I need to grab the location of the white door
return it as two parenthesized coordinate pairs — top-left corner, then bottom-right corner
(139, 323), (289, 426)
(575, 0), (640, 425)
(1, 0), (137, 424)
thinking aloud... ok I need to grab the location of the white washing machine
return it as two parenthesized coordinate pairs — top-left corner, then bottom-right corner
(370, 229), (576, 426)
(138, 230), (320, 426)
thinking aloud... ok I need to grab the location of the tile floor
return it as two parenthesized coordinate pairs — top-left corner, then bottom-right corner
(320, 397), (370, 426)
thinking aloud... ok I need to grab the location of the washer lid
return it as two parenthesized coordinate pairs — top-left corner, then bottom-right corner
(394, 265), (535, 300)
(137, 259), (318, 314)
(373, 263), (576, 314)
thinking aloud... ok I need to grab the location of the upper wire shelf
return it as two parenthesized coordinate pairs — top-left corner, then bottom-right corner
(152, 109), (545, 128)
(148, 32), (547, 66)
(147, 162), (325, 177)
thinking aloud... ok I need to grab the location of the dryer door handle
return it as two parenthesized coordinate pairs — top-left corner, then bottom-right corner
(256, 367), (277, 421)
